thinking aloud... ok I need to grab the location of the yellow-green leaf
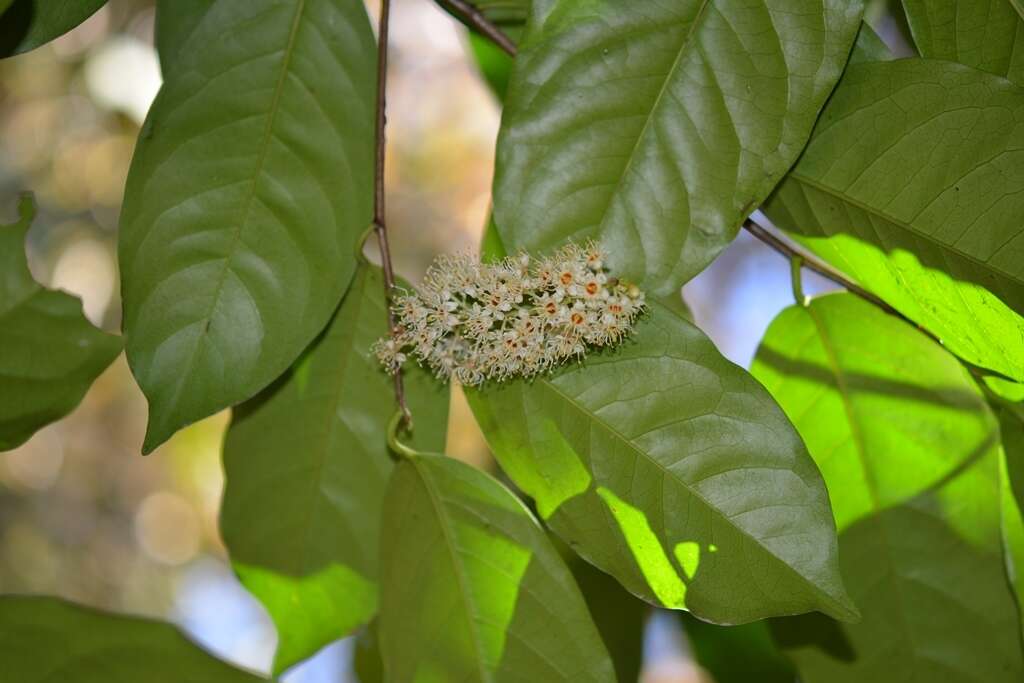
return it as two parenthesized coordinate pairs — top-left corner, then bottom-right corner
(379, 453), (615, 681)
(221, 265), (449, 674)
(753, 293), (1023, 682)
(467, 302), (854, 623)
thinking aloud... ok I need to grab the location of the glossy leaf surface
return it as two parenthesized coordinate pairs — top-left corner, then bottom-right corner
(222, 265), (449, 674)
(379, 453), (615, 682)
(120, 0), (376, 452)
(753, 293), (1023, 682)
(0, 0), (106, 57)
(0, 596), (266, 682)
(902, 0), (1024, 85)
(493, 0), (864, 297)
(468, 302), (854, 623)
(765, 58), (1024, 382)
(0, 196), (121, 452)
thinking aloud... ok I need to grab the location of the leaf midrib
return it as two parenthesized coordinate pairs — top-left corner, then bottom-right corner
(288, 269), (371, 578)
(804, 303), (918, 662)
(533, 361), (847, 614)
(789, 171), (1024, 289)
(593, 0), (712, 268)
(159, 0), (308, 426)
(411, 457), (492, 682)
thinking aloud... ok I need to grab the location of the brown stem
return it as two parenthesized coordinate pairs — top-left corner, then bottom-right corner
(437, 0), (518, 56)
(373, 0), (411, 427)
(740, 219), (897, 314)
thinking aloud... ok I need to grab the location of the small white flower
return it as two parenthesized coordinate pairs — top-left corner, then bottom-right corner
(374, 240), (644, 386)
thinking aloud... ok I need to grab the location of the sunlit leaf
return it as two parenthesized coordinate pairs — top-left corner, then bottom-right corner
(0, 596), (267, 681)
(0, 195), (121, 452)
(765, 58), (1024, 383)
(680, 613), (796, 683)
(998, 406), (1024, 643)
(221, 265), (449, 674)
(902, 0), (1024, 85)
(492, 0), (865, 297)
(120, 0), (376, 452)
(0, 0), (106, 57)
(379, 453), (615, 681)
(467, 302), (854, 623)
(753, 293), (1023, 682)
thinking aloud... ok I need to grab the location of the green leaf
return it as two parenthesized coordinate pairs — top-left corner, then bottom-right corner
(441, 0), (527, 40)
(492, 0), (865, 298)
(0, 0), (106, 57)
(468, 32), (515, 99)
(998, 407), (1024, 644)
(154, 0), (213, 75)
(902, 0), (1024, 85)
(560, 539), (646, 683)
(752, 293), (1023, 682)
(353, 624), (384, 683)
(0, 195), (121, 452)
(379, 453), (615, 682)
(849, 21), (894, 64)
(467, 302), (854, 623)
(221, 265), (449, 674)
(447, 0), (527, 99)
(0, 595), (267, 682)
(764, 58), (1024, 383)
(119, 0), (377, 452)
(680, 614), (796, 683)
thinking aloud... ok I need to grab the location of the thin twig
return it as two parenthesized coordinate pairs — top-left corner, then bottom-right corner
(741, 219), (897, 314)
(373, 0), (411, 427)
(437, 0), (518, 56)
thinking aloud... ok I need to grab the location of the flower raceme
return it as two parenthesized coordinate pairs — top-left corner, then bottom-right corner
(373, 241), (646, 386)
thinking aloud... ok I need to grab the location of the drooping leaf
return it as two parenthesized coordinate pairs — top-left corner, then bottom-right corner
(764, 58), (1024, 383)
(379, 453), (616, 682)
(0, 596), (267, 682)
(467, 302), (854, 623)
(0, 0), (106, 57)
(119, 0), (376, 452)
(752, 293), (1023, 682)
(680, 613), (796, 683)
(998, 407), (1024, 644)
(492, 0), (865, 298)
(221, 265), (449, 674)
(0, 195), (121, 452)
(902, 0), (1024, 85)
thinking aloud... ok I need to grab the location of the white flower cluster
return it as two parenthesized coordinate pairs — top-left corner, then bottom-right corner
(374, 241), (646, 386)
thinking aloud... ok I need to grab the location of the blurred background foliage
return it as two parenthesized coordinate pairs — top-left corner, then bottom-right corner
(0, 0), (913, 680)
